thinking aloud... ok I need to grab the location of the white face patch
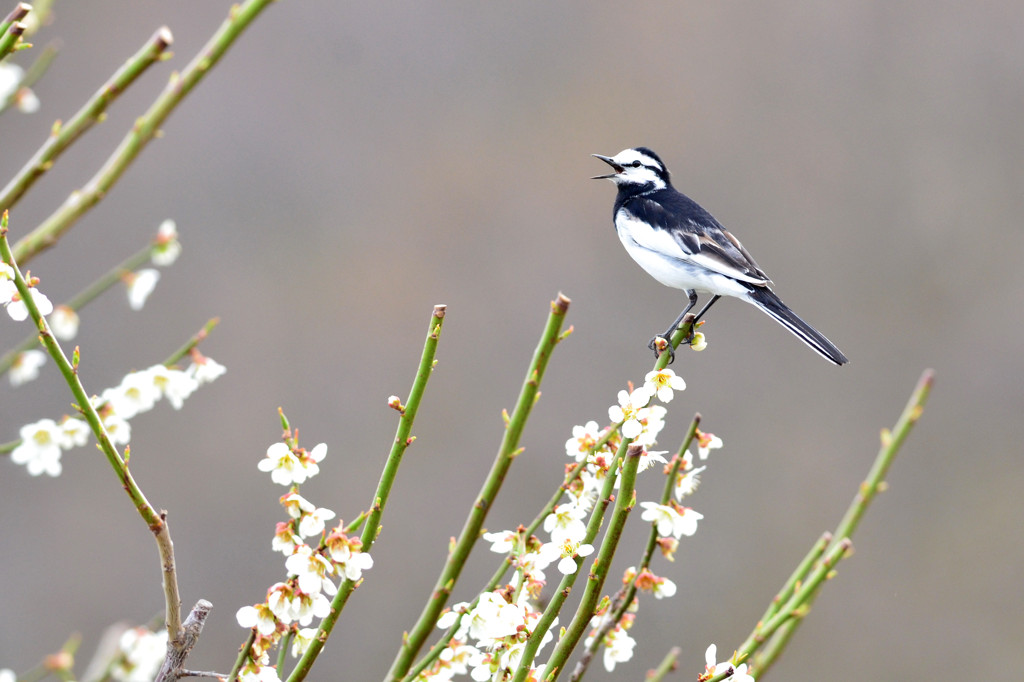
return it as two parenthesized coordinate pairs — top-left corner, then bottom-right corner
(606, 148), (667, 190)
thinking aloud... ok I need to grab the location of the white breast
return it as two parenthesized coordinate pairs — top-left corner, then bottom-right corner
(615, 212), (752, 298)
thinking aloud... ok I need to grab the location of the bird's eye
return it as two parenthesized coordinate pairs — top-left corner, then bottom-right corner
(631, 161), (642, 167)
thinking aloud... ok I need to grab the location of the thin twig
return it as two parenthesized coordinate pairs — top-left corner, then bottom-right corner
(383, 294), (571, 682)
(13, 0), (278, 265)
(0, 27), (172, 213)
(286, 304), (450, 682)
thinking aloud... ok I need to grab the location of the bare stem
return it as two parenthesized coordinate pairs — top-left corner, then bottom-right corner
(0, 16), (25, 62)
(12, 0), (278, 265)
(384, 294), (571, 682)
(714, 369), (935, 680)
(569, 414), (702, 682)
(0, 27), (172, 213)
(532, 444), (644, 682)
(1, 220), (182, 635)
(286, 304), (449, 682)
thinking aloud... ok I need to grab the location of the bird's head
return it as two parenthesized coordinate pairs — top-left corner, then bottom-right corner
(591, 147), (670, 191)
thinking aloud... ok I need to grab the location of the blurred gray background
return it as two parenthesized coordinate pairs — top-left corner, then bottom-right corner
(1, 2), (1021, 680)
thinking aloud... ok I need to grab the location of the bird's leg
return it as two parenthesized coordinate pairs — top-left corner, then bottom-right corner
(692, 295), (721, 325)
(648, 290), (698, 363)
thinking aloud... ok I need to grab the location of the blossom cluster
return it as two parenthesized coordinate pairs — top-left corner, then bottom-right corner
(10, 357), (225, 477)
(236, 437), (373, 682)
(412, 368), (723, 680)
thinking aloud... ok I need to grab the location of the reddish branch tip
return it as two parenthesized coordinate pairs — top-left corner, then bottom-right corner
(552, 292), (571, 313)
(6, 5), (30, 22)
(433, 304), (447, 318)
(155, 27), (174, 48)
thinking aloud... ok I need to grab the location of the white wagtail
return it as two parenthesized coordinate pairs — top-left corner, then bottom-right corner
(593, 147), (848, 366)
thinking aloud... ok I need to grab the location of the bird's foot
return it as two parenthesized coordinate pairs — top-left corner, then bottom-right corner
(648, 335), (676, 364)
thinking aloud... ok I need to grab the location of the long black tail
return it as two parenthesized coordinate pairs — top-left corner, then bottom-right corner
(743, 287), (849, 366)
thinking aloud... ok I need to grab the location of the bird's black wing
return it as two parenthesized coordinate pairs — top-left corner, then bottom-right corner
(625, 191), (771, 286)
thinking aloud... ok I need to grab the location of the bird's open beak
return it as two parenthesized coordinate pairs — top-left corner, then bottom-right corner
(591, 154), (622, 179)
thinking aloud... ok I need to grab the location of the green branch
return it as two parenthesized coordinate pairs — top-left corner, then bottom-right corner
(0, 4), (30, 39)
(0, 6), (27, 63)
(535, 443), (643, 682)
(718, 369), (934, 679)
(12, 0), (277, 265)
(384, 293), (571, 682)
(1, 216), (183, 639)
(0, 27), (172, 213)
(569, 414), (701, 682)
(286, 305), (448, 682)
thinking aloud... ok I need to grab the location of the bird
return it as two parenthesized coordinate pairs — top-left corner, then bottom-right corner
(592, 146), (848, 366)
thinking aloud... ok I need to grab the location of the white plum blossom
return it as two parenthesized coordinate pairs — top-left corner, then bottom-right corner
(464, 592), (523, 644)
(259, 442), (325, 486)
(102, 371), (161, 420)
(266, 582), (298, 623)
(290, 628), (319, 658)
(291, 589), (333, 626)
(336, 550), (373, 581)
(482, 529), (519, 554)
(11, 418), (64, 476)
(675, 465), (706, 501)
(0, 262), (16, 302)
(236, 604), (278, 636)
(696, 430), (723, 460)
(438, 641), (482, 677)
(639, 502), (703, 539)
(436, 601), (472, 638)
(48, 305), (79, 340)
(5, 285), (52, 321)
(297, 506), (336, 538)
(151, 219), (182, 266)
(284, 544), (336, 596)
(543, 498), (588, 545)
(637, 448), (668, 473)
(59, 418), (90, 449)
(0, 62), (24, 100)
(272, 522), (301, 555)
(238, 664), (281, 682)
(186, 355), (226, 385)
(643, 368), (686, 402)
(565, 420), (603, 461)
(555, 541), (594, 575)
(102, 411), (132, 446)
(126, 269), (160, 310)
(689, 331), (708, 351)
(652, 575), (677, 599)
(280, 492), (315, 519)
(9, 349), (46, 386)
(0, 63), (39, 113)
(111, 627), (168, 682)
(608, 388), (652, 439)
(145, 364), (199, 409)
(0, 670), (14, 682)
(705, 644), (755, 682)
(602, 625), (636, 672)
(634, 404), (668, 447)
